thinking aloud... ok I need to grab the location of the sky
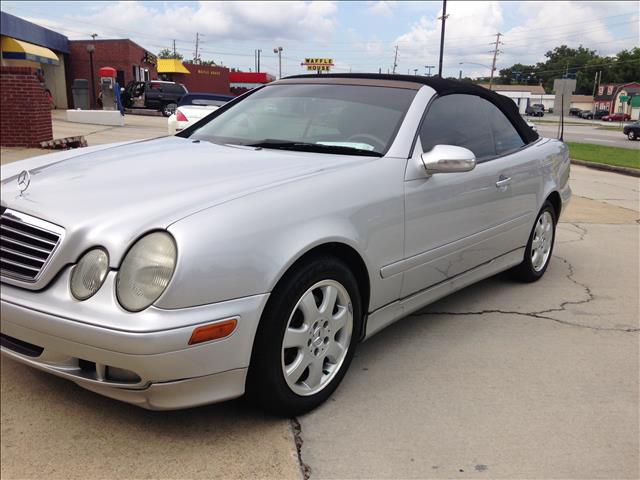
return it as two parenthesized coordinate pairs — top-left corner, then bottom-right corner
(1, 1), (638, 78)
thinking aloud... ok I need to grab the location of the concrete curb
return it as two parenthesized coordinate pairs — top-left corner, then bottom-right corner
(571, 159), (640, 178)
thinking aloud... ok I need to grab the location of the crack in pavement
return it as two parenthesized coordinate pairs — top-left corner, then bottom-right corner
(557, 223), (588, 244)
(290, 418), (311, 479)
(415, 253), (639, 334)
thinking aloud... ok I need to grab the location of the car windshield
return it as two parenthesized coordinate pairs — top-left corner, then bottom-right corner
(186, 84), (417, 156)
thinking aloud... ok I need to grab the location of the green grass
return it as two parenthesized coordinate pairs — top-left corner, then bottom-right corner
(566, 142), (640, 170)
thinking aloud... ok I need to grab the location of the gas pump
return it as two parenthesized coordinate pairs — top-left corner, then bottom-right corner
(99, 67), (117, 110)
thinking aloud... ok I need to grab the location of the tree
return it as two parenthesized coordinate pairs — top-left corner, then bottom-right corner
(496, 45), (639, 95)
(184, 58), (217, 66)
(157, 48), (183, 60)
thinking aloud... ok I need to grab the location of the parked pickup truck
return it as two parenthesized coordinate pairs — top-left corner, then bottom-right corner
(121, 80), (188, 117)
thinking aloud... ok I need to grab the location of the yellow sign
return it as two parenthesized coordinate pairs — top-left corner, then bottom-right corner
(307, 65), (331, 71)
(301, 58), (334, 72)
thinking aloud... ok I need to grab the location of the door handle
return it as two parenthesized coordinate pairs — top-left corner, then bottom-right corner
(495, 176), (511, 188)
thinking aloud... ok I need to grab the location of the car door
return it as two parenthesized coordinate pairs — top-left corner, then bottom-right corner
(400, 93), (528, 297)
(145, 83), (163, 109)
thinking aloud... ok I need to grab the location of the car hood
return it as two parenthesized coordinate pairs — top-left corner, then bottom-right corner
(1, 136), (367, 234)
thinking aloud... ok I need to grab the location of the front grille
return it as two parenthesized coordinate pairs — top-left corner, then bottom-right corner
(0, 209), (64, 282)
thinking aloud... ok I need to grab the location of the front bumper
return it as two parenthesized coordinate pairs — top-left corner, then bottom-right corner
(1, 274), (269, 410)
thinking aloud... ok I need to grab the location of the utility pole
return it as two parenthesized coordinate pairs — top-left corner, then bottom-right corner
(194, 33), (202, 64)
(173, 39), (176, 57)
(488, 32), (502, 89)
(437, 0), (448, 77)
(392, 45), (398, 74)
(257, 49), (261, 73)
(459, 69), (462, 80)
(414, 68), (418, 75)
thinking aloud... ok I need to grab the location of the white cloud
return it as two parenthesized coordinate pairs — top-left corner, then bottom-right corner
(62, 1), (339, 44)
(394, 1), (503, 76)
(391, 0), (638, 77)
(367, 1), (397, 17)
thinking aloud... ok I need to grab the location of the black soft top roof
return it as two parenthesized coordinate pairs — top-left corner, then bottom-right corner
(284, 73), (539, 144)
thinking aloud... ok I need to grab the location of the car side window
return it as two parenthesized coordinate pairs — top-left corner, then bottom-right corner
(486, 102), (525, 155)
(419, 94), (496, 162)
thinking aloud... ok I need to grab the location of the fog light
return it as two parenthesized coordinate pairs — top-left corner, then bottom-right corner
(70, 248), (109, 300)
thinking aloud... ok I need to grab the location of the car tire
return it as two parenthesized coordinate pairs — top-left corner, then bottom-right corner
(510, 202), (557, 283)
(628, 131), (636, 141)
(247, 255), (362, 416)
(162, 102), (177, 117)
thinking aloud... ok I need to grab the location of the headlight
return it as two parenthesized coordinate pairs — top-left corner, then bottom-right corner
(70, 248), (109, 300)
(116, 231), (177, 312)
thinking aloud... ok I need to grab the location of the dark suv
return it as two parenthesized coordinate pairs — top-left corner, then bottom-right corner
(122, 81), (188, 117)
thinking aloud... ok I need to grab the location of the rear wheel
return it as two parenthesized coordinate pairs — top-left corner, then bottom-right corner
(510, 202), (556, 282)
(162, 102), (177, 117)
(247, 255), (361, 416)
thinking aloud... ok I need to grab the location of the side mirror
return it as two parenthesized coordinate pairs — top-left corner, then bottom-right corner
(421, 145), (476, 175)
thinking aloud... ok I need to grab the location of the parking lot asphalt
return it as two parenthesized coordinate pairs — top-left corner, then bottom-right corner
(1, 113), (639, 479)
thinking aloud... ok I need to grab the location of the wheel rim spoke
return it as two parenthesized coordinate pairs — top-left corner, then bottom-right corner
(283, 327), (309, 348)
(325, 341), (345, 363)
(304, 359), (324, 389)
(299, 292), (320, 324)
(332, 306), (348, 331)
(286, 351), (311, 383)
(318, 285), (338, 315)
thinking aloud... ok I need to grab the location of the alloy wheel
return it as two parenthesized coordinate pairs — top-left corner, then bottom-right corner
(281, 280), (353, 396)
(531, 211), (554, 272)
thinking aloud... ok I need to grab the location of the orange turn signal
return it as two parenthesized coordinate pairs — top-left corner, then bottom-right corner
(188, 318), (238, 345)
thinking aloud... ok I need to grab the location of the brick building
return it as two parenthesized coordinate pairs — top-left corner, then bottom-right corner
(66, 39), (158, 108)
(594, 82), (640, 114)
(1, 66), (53, 146)
(160, 61), (231, 95)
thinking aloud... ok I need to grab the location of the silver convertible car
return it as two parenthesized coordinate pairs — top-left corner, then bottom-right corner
(0, 74), (570, 415)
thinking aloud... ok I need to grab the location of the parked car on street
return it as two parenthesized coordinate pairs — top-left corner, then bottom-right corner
(0, 74), (570, 415)
(594, 110), (609, 120)
(579, 110), (593, 119)
(525, 105), (544, 117)
(623, 121), (640, 140)
(168, 93), (234, 134)
(569, 107), (582, 116)
(121, 80), (188, 117)
(531, 103), (545, 112)
(601, 112), (631, 122)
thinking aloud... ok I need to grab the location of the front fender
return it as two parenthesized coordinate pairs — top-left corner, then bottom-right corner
(159, 157), (406, 310)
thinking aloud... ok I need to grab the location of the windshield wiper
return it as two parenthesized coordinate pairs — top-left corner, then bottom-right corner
(245, 140), (383, 157)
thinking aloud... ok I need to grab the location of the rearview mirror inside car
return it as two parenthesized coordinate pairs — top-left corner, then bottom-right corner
(421, 145), (476, 175)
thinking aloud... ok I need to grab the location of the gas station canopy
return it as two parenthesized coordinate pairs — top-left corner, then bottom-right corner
(157, 58), (190, 74)
(1, 36), (59, 65)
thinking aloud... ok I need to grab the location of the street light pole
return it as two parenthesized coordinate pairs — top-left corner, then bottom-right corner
(86, 44), (96, 109)
(273, 46), (283, 79)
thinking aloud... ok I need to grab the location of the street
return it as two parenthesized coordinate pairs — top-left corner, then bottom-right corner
(1, 137), (638, 478)
(532, 121), (639, 149)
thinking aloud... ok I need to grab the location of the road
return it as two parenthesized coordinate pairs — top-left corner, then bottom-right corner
(1, 120), (639, 479)
(533, 121), (639, 149)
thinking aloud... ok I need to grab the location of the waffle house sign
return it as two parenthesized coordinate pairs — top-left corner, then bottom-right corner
(302, 58), (334, 72)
